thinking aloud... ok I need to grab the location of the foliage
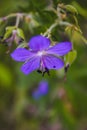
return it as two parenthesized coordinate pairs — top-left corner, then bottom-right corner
(0, 0), (87, 130)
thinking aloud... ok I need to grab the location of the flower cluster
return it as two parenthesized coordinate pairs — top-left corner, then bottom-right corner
(11, 35), (72, 75)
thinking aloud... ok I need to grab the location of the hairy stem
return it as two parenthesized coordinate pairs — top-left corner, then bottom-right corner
(0, 13), (28, 22)
(43, 19), (72, 37)
(15, 14), (21, 27)
(43, 22), (58, 37)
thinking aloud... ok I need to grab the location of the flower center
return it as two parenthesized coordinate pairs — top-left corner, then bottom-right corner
(37, 51), (46, 56)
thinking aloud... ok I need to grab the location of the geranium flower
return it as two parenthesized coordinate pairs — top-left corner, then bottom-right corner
(11, 35), (72, 75)
(32, 80), (49, 100)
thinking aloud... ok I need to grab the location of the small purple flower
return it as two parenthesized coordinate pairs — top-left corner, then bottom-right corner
(11, 35), (72, 75)
(32, 80), (49, 100)
(38, 80), (49, 95)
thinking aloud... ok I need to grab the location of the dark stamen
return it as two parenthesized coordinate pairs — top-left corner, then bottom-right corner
(64, 64), (70, 73)
(45, 67), (50, 75)
(37, 69), (42, 74)
(24, 46), (29, 49)
(19, 38), (24, 43)
(42, 67), (50, 76)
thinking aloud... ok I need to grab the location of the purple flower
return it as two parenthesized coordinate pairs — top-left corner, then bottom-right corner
(38, 80), (49, 95)
(32, 80), (49, 100)
(11, 35), (72, 75)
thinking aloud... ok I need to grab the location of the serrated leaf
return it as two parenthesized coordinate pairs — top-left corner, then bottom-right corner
(65, 5), (78, 14)
(65, 50), (77, 65)
(4, 26), (16, 40)
(6, 26), (16, 31)
(17, 28), (25, 40)
(72, 1), (87, 17)
(65, 26), (84, 43)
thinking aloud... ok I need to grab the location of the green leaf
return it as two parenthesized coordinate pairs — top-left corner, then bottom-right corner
(4, 26), (16, 39)
(65, 26), (87, 45)
(64, 50), (77, 65)
(6, 26), (16, 31)
(72, 1), (87, 17)
(65, 5), (78, 14)
(17, 28), (25, 40)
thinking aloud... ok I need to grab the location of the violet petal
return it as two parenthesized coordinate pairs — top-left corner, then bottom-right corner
(11, 48), (34, 62)
(21, 56), (40, 75)
(29, 35), (50, 51)
(43, 55), (64, 70)
(47, 42), (72, 56)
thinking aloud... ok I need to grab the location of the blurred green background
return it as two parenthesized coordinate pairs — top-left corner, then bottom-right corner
(0, 0), (87, 130)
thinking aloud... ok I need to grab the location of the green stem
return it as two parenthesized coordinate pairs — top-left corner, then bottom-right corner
(43, 19), (72, 37)
(0, 13), (27, 22)
(15, 14), (21, 28)
(43, 22), (58, 37)
(59, 21), (72, 26)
